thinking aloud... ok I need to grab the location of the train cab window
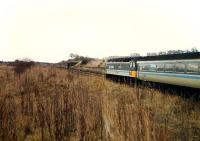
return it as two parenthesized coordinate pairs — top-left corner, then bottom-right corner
(165, 64), (175, 72)
(187, 63), (199, 74)
(175, 63), (185, 73)
(157, 64), (164, 72)
(130, 62), (133, 68)
(130, 62), (135, 69)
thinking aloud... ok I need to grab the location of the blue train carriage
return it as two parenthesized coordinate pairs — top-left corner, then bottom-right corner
(106, 61), (137, 78)
(137, 59), (200, 89)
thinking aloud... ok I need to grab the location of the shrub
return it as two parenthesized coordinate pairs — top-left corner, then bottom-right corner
(13, 60), (35, 77)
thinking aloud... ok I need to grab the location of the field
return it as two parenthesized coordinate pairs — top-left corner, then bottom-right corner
(0, 65), (200, 141)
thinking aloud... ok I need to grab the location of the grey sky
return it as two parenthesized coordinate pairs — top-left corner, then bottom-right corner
(0, 0), (200, 62)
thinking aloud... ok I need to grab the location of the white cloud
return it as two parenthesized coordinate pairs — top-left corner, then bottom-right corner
(0, 0), (200, 62)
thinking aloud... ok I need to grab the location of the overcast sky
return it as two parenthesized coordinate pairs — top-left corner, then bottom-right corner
(0, 0), (200, 62)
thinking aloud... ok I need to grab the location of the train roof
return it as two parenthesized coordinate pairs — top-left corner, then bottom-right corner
(107, 52), (200, 62)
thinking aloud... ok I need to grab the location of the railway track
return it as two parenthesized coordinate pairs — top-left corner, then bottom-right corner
(69, 67), (105, 76)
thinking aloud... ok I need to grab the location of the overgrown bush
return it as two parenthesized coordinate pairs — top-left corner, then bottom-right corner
(13, 60), (35, 77)
(0, 66), (199, 141)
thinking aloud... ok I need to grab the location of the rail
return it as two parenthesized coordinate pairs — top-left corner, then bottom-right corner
(69, 67), (105, 76)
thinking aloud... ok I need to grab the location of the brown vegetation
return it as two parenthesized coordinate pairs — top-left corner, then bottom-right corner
(0, 66), (199, 141)
(12, 60), (35, 77)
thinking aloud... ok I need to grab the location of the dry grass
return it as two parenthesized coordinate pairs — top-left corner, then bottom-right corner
(0, 65), (200, 141)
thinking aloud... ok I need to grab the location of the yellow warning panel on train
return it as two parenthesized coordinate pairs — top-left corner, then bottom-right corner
(130, 71), (137, 78)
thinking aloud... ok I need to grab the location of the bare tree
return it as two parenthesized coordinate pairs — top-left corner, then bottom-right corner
(130, 53), (140, 57)
(191, 47), (198, 52)
(147, 52), (157, 56)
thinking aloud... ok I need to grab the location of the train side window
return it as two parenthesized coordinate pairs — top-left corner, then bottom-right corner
(139, 64), (156, 71)
(165, 64), (175, 72)
(138, 64), (146, 71)
(187, 63), (199, 73)
(199, 64), (200, 73)
(121, 63), (130, 70)
(142, 64), (150, 71)
(175, 63), (185, 73)
(149, 64), (156, 71)
(114, 63), (130, 70)
(157, 64), (164, 72)
(114, 64), (118, 69)
(108, 64), (114, 69)
(118, 64), (122, 69)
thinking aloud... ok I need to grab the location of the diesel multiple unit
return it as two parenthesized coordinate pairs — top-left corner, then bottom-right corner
(106, 52), (200, 89)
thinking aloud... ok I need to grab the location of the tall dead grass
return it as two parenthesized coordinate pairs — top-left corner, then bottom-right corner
(0, 66), (199, 141)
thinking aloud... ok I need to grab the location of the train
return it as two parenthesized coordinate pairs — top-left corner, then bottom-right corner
(105, 52), (200, 89)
